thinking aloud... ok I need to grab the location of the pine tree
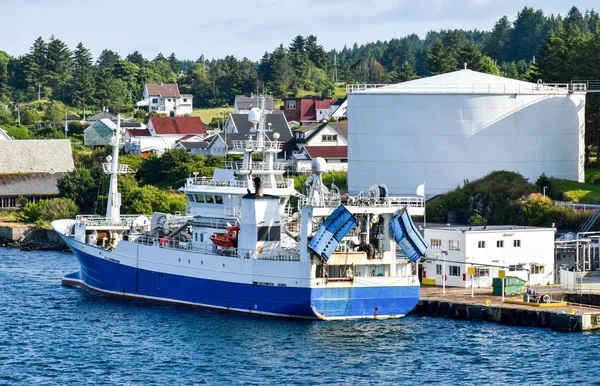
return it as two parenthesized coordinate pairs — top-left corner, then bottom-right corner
(563, 6), (587, 35)
(153, 52), (166, 62)
(305, 35), (329, 69)
(45, 35), (72, 89)
(126, 50), (147, 67)
(483, 16), (512, 62)
(510, 7), (546, 62)
(24, 36), (47, 93)
(427, 40), (458, 75)
(167, 52), (180, 74)
(97, 49), (121, 68)
(70, 42), (95, 107)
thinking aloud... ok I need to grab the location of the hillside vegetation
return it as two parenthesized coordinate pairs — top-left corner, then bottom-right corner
(426, 171), (591, 230)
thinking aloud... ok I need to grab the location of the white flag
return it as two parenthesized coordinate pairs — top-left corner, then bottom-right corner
(416, 183), (425, 197)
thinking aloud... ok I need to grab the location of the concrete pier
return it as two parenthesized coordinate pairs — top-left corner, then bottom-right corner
(414, 287), (600, 332)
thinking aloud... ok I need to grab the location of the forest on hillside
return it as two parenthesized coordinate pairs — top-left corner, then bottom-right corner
(1, 5), (600, 150)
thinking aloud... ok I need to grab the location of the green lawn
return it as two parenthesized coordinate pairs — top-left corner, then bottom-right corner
(192, 107), (234, 125)
(551, 178), (600, 204)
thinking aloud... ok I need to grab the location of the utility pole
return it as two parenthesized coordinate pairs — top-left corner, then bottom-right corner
(64, 110), (69, 137)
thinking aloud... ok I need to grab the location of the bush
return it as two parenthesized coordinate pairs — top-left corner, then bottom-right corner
(40, 198), (79, 222)
(18, 201), (43, 222)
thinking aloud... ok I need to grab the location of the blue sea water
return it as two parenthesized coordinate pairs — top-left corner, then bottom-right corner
(1, 249), (599, 386)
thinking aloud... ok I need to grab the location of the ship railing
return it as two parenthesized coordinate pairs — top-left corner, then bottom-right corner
(299, 195), (425, 208)
(347, 82), (588, 95)
(130, 235), (301, 261)
(225, 161), (288, 171)
(231, 140), (284, 151)
(191, 177), (249, 188)
(76, 214), (141, 227)
(103, 163), (136, 175)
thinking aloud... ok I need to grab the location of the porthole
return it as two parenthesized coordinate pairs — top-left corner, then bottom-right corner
(222, 263), (225, 268)
(188, 259), (191, 264)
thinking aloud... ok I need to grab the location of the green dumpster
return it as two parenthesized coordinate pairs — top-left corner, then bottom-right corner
(492, 276), (526, 296)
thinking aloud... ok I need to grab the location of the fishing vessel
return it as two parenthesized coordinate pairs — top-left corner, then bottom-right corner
(52, 100), (428, 320)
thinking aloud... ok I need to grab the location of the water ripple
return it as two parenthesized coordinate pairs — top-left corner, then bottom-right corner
(1, 249), (598, 385)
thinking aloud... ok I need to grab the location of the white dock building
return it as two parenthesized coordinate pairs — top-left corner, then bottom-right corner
(421, 225), (556, 288)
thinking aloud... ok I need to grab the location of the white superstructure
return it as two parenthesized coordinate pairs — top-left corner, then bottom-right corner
(348, 69), (587, 196)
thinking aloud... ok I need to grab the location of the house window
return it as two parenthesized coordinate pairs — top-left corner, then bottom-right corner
(449, 265), (461, 277)
(497, 240), (504, 248)
(286, 100), (296, 110)
(168, 99), (172, 102)
(430, 239), (442, 249)
(514, 240), (521, 247)
(152, 98), (158, 103)
(436, 264), (442, 275)
(509, 264), (524, 272)
(531, 264), (545, 274)
(322, 134), (337, 142)
(475, 268), (490, 277)
(478, 241), (486, 248)
(183, 98), (188, 102)
(449, 240), (460, 251)
(340, 159), (347, 162)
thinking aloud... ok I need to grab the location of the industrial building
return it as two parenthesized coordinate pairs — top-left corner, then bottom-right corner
(348, 69), (586, 196)
(421, 225), (556, 288)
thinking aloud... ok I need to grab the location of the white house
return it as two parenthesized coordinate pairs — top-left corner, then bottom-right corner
(330, 96), (347, 119)
(421, 225), (556, 288)
(136, 83), (193, 116)
(176, 134), (228, 156)
(292, 121), (348, 173)
(125, 117), (207, 156)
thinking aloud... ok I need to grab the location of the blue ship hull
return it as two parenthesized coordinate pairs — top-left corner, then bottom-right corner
(64, 245), (420, 320)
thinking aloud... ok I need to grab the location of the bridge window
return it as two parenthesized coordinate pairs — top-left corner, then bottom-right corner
(205, 195), (214, 204)
(187, 194), (195, 202)
(195, 194), (205, 203)
(215, 195), (223, 204)
(257, 226), (280, 241)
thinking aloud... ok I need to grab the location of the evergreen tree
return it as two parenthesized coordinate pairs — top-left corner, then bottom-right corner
(305, 35), (329, 69)
(44, 36), (72, 92)
(427, 40), (458, 75)
(70, 42), (95, 107)
(563, 6), (587, 35)
(289, 35), (306, 54)
(167, 52), (180, 74)
(510, 7), (546, 62)
(24, 36), (47, 94)
(153, 52), (166, 62)
(586, 10), (600, 35)
(483, 16), (512, 62)
(0, 51), (11, 101)
(126, 50), (147, 67)
(96, 49), (121, 68)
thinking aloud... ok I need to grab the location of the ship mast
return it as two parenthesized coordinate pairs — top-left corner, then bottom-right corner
(104, 115), (135, 224)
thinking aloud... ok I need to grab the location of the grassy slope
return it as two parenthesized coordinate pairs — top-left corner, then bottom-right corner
(548, 164), (600, 204)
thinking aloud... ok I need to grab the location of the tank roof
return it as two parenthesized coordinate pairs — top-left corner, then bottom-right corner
(354, 69), (577, 95)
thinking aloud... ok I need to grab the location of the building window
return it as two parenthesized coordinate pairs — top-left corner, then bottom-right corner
(514, 240), (521, 247)
(194, 233), (198, 242)
(509, 264), (524, 272)
(449, 240), (460, 251)
(436, 264), (442, 275)
(475, 268), (490, 277)
(322, 134), (337, 142)
(167, 99), (172, 102)
(431, 239), (442, 249)
(478, 241), (485, 248)
(340, 159), (347, 162)
(497, 240), (504, 248)
(152, 98), (158, 103)
(286, 100), (296, 110)
(183, 98), (188, 102)
(449, 265), (461, 277)
(531, 264), (545, 274)
(200, 233), (204, 242)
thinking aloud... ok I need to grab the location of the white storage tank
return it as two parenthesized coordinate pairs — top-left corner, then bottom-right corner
(348, 69), (586, 196)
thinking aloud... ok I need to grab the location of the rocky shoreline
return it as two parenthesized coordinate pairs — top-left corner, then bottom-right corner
(0, 225), (68, 251)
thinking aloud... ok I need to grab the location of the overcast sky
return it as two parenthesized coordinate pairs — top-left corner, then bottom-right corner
(0, 0), (597, 62)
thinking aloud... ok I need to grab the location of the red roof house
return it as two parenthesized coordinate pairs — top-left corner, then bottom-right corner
(148, 117), (207, 136)
(281, 97), (335, 124)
